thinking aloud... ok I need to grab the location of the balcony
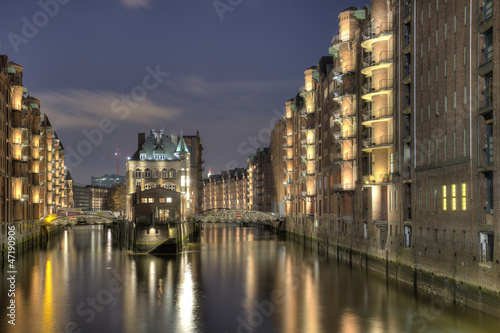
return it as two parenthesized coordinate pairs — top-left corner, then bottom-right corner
(361, 52), (393, 77)
(362, 174), (392, 185)
(362, 135), (394, 152)
(332, 108), (355, 121)
(332, 130), (356, 141)
(300, 139), (314, 146)
(478, 46), (493, 76)
(361, 79), (393, 101)
(332, 183), (355, 192)
(479, 92), (493, 116)
(331, 62), (355, 78)
(361, 107), (393, 126)
(478, 0), (493, 34)
(333, 152), (356, 163)
(329, 33), (355, 56)
(361, 22), (393, 51)
(332, 86), (356, 102)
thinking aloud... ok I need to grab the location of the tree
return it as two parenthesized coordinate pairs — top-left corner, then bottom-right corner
(107, 184), (126, 214)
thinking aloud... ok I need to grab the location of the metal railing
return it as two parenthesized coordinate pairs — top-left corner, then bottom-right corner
(362, 107), (393, 121)
(362, 22), (393, 39)
(362, 51), (393, 69)
(362, 135), (393, 148)
(362, 79), (393, 94)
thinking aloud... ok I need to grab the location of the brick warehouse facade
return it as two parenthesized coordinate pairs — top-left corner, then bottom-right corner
(269, 0), (500, 315)
(0, 55), (70, 231)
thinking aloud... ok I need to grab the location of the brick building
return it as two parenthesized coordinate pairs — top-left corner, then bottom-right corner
(0, 55), (69, 230)
(248, 147), (272, 212)
(268, 0), (500, 312)
(202, 168), (248, 211)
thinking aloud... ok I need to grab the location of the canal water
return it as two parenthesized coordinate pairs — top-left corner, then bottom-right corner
(1, 224), (499, 333)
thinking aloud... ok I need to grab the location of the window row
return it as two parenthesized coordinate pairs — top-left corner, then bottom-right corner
(135, 168), (176, 179)
(418, 183), (467, 212)
(141, 197), (173, 203)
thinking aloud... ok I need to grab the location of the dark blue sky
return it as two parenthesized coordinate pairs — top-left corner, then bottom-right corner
(0, 0), (366, 184)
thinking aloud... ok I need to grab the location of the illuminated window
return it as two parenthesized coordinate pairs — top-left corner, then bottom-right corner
(442, 185), (447, 210)
(141, 198), (147, 203)
(166, 197), (172, 203)
(148, 198), (154, 203)
(451, 184), (456, 210)
(135, 169), (141, 178)
(159, 198), (165, 203)
(462, 183), (466, 210)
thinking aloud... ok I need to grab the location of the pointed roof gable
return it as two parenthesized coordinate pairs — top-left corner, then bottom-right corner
(175, 132), (190, 154)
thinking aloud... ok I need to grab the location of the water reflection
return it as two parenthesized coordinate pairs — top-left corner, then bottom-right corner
(1, 224), (499, 333)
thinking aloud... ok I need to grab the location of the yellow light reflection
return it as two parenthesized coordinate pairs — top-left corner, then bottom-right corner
(41, 260), (55, 332)
(177, 261), (195, 332)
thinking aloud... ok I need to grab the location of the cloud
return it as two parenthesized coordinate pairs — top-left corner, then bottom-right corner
(119, 0), (152, 9)
(35, 89), (182, 130)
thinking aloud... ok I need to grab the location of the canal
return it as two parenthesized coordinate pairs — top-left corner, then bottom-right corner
(1, 224), (499, 333)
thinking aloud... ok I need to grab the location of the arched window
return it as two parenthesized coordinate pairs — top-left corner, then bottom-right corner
(135, 169), (141, 178)
(162, 168), (168, 179)
(145, 168), (151, 178)
(169, 169), (176, 178)
(152, 168), (159, 178)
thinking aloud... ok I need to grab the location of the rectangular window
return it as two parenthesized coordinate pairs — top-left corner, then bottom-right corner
(426, 187), (429, 211)
(419, 187), (422, 211)
(433, 186), (438, 211)
(462, 183), (466, 210)
(436, 30), (438, 46)
(444, 59), (447, 77)
(428, 3), (431, 17)
(428, 37), (430, 52)
(421, 9), (423, 25)
(166, 197), (172, 203)
(444, 22), (447, 40)
(390, 225), (393, 236)
(451, 184), (456, 210)
(141, 198), (147, 203)
(436, 137), (439, 162)
(395, 190), (398, 211)
(436, 0), (439, 11)
(444, 95), (447, 112)
(427, 70), (430, 86)
(464, 86), (467, 104)
(148, 198), (154, 203)
(428, 141), (431, 164)
(428, 104), (431, 120)
(453, 90), (457, 108)
(436, 65), (438, 81)
(454, 53), (456, 71)
(463, 128), (467, 157)
(420, 42), (423, 58)
(453, 131), (457, 159)
(464, 47), (467, 65)
(389, 191), (393, 211)
(442, 185), (447, 210)
(159, 198), (166, 203)
(454, 15), (456, 32)
(444, 135), (447, 161)
(464, 5), (467, 25)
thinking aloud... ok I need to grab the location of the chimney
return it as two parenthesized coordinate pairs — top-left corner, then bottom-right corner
(138, 133), (145, 150)
(171, 133), (179, 146)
